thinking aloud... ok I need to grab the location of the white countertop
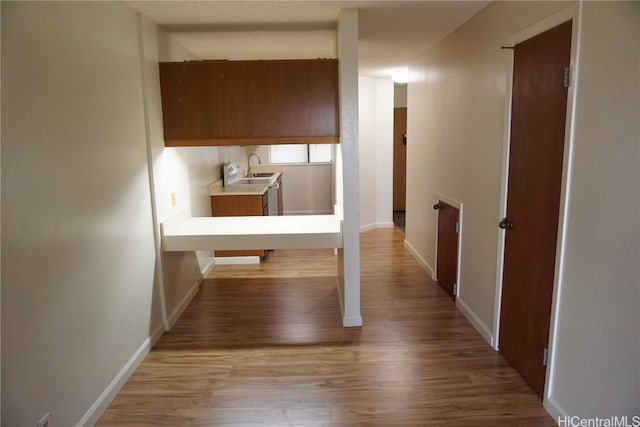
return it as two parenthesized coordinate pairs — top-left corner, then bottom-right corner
(161, 214), (342, 251)
(209, 183), (268, 196)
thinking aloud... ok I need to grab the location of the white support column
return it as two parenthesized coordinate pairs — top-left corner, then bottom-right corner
(337, 9), (362, 327)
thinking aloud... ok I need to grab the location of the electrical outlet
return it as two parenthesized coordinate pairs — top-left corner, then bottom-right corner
(171, 192), (176, 207)
(37, 412), (52, 427)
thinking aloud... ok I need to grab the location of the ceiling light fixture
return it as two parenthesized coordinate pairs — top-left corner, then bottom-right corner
(392, 67), (409, 84)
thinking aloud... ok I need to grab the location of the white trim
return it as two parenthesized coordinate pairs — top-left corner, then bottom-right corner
(404, 239), (435, 279)
(544, 2), (582, 407)
(335, 276), (361, 327)
(491, 2), (581, 407)
(435, 193), (462, 210)
(508, 5), (577, 46)
(342, 316), (363, 327)
(160, 211), (191, 233)
(360, 223), (377, 232)
(167, 279), (202, 328)
(76, 324), (165, 427)
(492, 35), (515, 350)
(214, 256), (260, 265)
(360, 222), (395, 232)
(200, 258), (216, 277)
(543, 396), (569, 421)
(434, 193), (463, 298)
(136, 13), (169, 332)
(456, 297), (494, 347)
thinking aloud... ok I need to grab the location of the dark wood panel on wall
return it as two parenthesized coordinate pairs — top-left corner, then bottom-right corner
(159, 59), (340, 146)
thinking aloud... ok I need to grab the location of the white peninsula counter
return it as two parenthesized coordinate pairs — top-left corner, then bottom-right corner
(161, 214), (343, 252)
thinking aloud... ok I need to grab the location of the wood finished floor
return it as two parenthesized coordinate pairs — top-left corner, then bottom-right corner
(98, 228), (555, 426)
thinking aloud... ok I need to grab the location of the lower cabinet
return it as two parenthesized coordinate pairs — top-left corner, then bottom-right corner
(211, 192), (268, 257)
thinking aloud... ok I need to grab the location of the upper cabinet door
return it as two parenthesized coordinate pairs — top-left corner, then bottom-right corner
(159, 59), (340, 146)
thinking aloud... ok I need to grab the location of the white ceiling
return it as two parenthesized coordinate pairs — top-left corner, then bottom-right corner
(126, 0), (489, 78)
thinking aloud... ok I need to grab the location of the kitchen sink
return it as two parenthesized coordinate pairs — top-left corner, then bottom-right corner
(248, 172), (275, 178)
(229, 177), (272, 185)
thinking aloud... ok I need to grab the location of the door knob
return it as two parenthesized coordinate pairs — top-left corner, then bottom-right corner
(499, 218), (514, 230)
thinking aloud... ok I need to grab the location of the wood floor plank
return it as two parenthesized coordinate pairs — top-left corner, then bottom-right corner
(97, 228), (554, 426)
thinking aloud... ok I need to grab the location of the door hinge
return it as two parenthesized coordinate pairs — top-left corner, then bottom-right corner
(455, 221), (460, 234)
(543, 347), (549, 366)
(563, 66), (571, 88)
(453, 283), (458, 296)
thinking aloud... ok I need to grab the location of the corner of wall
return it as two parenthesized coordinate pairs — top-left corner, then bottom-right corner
(455, 297), (494, 347)
(403, 239), (435, 278)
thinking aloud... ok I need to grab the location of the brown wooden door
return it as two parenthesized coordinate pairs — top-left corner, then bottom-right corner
(393, 108), (407, 211)
(436, 201), (459, 300)
(499, 20), (572, 397)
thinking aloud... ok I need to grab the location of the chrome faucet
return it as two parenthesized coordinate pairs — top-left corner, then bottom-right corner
(247, 153), (262, 177)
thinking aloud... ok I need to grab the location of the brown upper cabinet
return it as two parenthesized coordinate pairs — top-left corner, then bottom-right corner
(159, 59), (340, 146)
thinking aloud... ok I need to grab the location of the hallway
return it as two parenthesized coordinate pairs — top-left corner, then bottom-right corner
(98, 228), (554, 425)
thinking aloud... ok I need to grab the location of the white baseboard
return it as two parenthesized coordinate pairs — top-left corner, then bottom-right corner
(335, 277), (362, 327)
(200, 258), (216, 277)
(377, 221), (395, 228)
(343, 316), (363, 327)
(403, 239), (435, 278)
(77, 324), (164, 427)
(544, 396), (567, 424)
(168, 279), (202, 328)
(360, 223), (377, 232)
(360, 221), (395, 232)
(214, 256), (260, 265)
(456, 297), (494, 347)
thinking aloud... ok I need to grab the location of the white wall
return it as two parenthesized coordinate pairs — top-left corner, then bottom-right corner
(406, 0), (639, 418)
(139, 16), (210, 327)
(406, 0), (571, 334)
(250, 145), (333, 215)
(279, 165), (333, 215)
(359, 77), (394, 231)
(394, 83), (407, 108)
(548, 1), (640, 417)
(173, 30), (336, 60)
(141, 17), (251, 321)
(1, 3), (160, 425)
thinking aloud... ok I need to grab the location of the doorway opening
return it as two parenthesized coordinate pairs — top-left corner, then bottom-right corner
(393, 83), (407, 231)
